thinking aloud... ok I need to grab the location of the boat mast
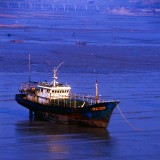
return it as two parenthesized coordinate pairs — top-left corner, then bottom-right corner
(95, 80), (99, 103)
(53, 67), (57, 87)
(52, 62), (64, 86)
(28, 54), (31, 83)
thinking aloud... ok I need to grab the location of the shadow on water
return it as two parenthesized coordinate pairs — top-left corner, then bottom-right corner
(14, 120), (116, 160)
(16, 120), (111, 140)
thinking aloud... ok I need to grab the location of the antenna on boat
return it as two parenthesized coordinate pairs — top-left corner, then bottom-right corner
(53, 62), (64, 86)
(28, 54), (31, 83)
(95, 80), (99, 103)
(56, 62), (64, 71)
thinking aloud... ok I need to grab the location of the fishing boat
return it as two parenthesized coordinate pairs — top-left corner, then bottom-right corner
(15, 61), (119, 128)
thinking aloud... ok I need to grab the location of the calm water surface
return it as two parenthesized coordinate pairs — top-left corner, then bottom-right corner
(0, 8), (160, 160)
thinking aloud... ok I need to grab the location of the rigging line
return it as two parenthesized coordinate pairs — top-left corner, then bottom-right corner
(56, 62), (64, 71)
(117, 104), (143, 131)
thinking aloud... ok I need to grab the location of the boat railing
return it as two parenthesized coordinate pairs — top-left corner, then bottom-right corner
(75, 93), (96, 106)
(70, 93), (95, 100)
(20, 81), (39, 92)
(25, 90), (110, 108)
(37, 81), (70, 88)
(49, 93), (96, 107)
(68, 93), (98, 105)
(38, 82), (52, 87)
(44, 93), (97, 107)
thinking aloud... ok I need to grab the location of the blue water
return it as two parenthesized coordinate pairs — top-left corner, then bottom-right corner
(0, 5), (160, 160)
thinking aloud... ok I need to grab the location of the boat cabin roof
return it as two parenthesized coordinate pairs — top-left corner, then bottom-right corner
(38, 82), (71, 91)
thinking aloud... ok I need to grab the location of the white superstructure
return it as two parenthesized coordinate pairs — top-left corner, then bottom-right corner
(37, 67), (71, 100)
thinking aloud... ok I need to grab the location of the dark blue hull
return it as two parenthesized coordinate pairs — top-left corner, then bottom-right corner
(15, 94), (119, 128)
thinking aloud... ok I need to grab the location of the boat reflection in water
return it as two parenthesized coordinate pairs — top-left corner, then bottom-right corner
(16, 120), (111, 139)
(16, 120), (112, 158)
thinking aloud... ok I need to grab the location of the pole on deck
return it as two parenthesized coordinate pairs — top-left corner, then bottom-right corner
(29, 110), (34, 119)
(95, 80), (99, 103)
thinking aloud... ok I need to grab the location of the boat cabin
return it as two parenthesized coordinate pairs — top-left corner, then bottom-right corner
(36, 67), (71, 100)
(37, 83), (71, 99)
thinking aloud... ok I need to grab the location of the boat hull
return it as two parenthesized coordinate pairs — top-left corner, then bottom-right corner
(15, 94), (119, 128)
